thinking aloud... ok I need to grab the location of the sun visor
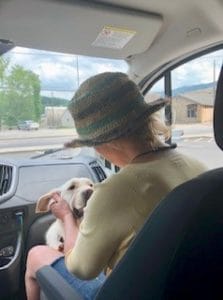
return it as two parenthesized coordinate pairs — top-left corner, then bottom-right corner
(0, 0), (163, 59)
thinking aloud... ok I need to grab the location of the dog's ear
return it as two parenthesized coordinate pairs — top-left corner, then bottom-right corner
(35, 192), (56, 213)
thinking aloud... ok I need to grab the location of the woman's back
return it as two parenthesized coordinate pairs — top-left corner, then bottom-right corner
(66, 149), (207, 277)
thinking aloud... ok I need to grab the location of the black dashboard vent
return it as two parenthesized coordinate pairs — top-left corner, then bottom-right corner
(89, 161), (107, 182)
(0, 165), (13, 196)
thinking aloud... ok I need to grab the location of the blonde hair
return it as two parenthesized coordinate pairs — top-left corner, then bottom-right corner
(130, 113), (170, 150)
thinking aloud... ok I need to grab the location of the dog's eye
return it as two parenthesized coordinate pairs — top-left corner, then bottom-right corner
(69, 185), (75, 190)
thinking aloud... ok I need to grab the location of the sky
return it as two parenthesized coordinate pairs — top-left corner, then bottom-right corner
(4, 47), (128, 99)
(3, 47), (223, 100)
(172, 51), (223, 89)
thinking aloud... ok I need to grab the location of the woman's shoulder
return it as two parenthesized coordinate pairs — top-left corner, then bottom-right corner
(168, 150), (207, 169)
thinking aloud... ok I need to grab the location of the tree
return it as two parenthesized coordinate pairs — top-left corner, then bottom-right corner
(0, 57), (9, 84)
(32, 74), (42, 121)
(0, 58), (10, 129)
(1, 64), (42, 127)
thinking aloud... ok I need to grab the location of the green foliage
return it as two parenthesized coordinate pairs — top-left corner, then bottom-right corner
(41, 96), (69, 107)
(0, 58), (9, 84)
(0, 58), (42, 127)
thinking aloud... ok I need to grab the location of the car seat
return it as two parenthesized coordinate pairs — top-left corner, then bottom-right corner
(36, 63), (223, 300)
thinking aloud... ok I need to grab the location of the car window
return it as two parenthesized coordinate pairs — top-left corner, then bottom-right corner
(0, 47), (128, 161)
(146, 48), (223, 169)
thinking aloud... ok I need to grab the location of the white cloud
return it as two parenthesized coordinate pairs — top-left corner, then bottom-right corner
(172, 51), (223, 89)
(3, 47), (222, 99)
(3, 47), (128, 99)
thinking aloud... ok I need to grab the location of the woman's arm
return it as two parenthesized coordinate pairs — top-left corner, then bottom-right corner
(50, 193), (80, 253)
(64, 180), (131, 279)
(62, 213), (79, 253)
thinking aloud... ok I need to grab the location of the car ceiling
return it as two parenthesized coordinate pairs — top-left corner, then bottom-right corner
(0, 0), (222, 82)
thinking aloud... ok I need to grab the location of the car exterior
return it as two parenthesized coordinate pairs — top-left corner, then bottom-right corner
(17, 120), (39, 130)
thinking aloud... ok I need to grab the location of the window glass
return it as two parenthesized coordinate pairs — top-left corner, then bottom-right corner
(145, 77), (166, 123)
(0, 47), (128, 160)
(147, 77), (164, 100)
(171, 49), (223, 169)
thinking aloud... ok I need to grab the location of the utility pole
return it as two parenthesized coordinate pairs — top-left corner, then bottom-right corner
(76, 55), (80, 88)
(213, 59), (216, 92)
(51, 91), (54, 128)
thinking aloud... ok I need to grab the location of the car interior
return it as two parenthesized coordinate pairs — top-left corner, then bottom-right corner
(0, 0), (223, 299)
(37, 62), (223, 300)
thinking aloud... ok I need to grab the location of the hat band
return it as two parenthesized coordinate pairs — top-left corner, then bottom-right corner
(66, 100), (166, 148)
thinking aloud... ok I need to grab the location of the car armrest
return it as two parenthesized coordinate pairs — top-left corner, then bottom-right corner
(36, 265), (83, 300)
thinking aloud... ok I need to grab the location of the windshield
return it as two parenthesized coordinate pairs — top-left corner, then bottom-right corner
(0, 47), (128, 160)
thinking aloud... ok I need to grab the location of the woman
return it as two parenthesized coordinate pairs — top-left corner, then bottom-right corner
(25, 72), (207, 300)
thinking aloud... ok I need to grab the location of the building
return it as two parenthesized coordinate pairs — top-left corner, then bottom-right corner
(61, 109), (74, 127)
(42, 107), (74, 128)
(172, 88), (215, 124)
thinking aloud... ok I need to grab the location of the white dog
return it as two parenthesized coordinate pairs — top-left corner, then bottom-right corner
(35, 177), (94, 251)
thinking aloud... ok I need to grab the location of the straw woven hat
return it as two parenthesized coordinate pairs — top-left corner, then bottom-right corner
(65, 72), (168, 148)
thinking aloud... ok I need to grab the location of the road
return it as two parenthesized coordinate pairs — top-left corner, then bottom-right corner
(0, 129), (76, 153)
(0, 135), (70, 149)
(0, 124), (213, 151)
(177, 137), (223, 169)
(0, 126), (223, 169)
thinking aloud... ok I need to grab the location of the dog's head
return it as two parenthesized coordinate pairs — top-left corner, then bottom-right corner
(36, 177), (94, 218)
(61, 177), (94, 218)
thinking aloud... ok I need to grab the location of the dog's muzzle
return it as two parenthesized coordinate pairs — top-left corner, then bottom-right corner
(73, 188), (93, 219)
(83, 189), (93, 204)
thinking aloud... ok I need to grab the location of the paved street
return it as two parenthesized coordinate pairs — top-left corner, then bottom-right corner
(0, 124), (223, 170)
(0, 128), (76, 153)
(0, 128), (76, 140)
(177, 138), (223, 169)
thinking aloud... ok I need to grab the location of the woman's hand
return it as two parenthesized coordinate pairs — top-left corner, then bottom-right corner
(49, 192), (73, 222)
(50, 192), (80, 253)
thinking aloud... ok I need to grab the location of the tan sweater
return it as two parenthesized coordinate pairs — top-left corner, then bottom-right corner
(65, 150), (207, 279)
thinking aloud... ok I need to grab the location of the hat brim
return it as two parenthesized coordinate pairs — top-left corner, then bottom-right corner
(64, 97), (169, 148)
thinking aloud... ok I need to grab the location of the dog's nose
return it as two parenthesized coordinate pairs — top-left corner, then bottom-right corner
(83, 189), (93, 204)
